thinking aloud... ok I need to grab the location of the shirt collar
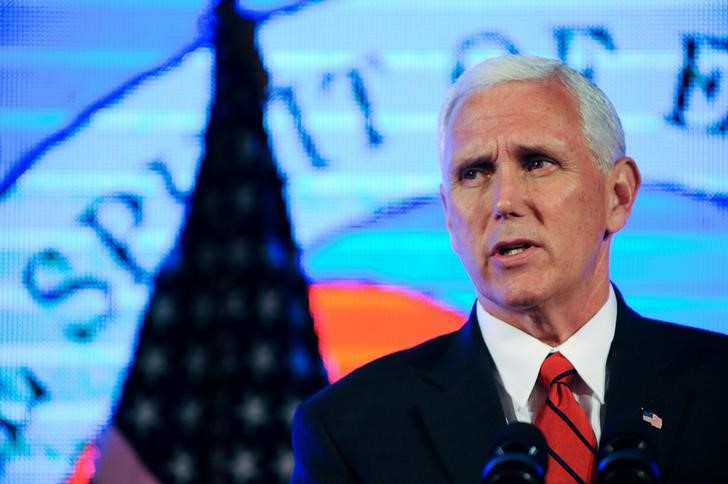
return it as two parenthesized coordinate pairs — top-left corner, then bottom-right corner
(477, 286), (617, 409)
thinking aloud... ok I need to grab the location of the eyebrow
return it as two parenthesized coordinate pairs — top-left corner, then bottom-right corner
(451, 140), (566, 171)
(514, 142), (565, 159)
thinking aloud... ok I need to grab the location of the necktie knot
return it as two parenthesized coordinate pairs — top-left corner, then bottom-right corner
(538, 352), (576, 388)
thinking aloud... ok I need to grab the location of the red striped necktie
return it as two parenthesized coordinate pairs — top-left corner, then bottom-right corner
(535, 352), (597, 483)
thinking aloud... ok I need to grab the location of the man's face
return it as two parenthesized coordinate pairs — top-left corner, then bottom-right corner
(440, 78), (614, 321)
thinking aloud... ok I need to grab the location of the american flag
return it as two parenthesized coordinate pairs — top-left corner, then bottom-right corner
(102, 1), (328, 482)
(642, 410), (663, 430)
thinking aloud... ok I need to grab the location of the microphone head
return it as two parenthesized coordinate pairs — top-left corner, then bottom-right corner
(596, 417), (661, 484)
(482, 422), (547, 484)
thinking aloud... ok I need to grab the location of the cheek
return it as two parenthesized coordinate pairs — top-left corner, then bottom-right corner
(564, 188), (608, 244)
(447, 193), (488, 250)
(455, 196), (488, 237)
(535, 178), (601, 236)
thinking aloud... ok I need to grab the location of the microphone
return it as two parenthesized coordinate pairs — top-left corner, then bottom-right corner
(596, 418), (661, 483)
(481, 422), (548, 484)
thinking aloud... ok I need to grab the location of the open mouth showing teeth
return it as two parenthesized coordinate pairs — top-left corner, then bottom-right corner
(498, 243), (532, 256)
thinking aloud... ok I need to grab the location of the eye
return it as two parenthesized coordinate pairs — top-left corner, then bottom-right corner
(462, 168), (481, 180)
(459, 167), (493, 186)
(525, 157), (554, 171)
(452, 159), (495, 186)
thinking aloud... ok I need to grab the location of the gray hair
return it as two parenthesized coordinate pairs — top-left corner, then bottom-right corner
(437, 55), (625, 173)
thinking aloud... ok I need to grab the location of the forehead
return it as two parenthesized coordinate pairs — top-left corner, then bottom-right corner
(444, 78), (585, 162)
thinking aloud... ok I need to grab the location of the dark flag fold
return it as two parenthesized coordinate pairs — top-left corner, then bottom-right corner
(106, 1), (328, 481)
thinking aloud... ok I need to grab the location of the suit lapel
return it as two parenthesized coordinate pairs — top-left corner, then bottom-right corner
(603, 294), (656, 421)
(412, 291), (691, 481)
(415, 309), (506, 483)
(604, 290), (689, 473)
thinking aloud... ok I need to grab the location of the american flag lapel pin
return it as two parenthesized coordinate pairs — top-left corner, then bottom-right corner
(642, 409), (663, 429)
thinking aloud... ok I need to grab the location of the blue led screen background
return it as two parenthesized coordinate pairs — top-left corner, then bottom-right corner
(1, 0), (727, 481)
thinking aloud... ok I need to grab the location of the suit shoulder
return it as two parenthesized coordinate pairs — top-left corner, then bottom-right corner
(636, 316), (728, 364)
(642, 317), (728, 344)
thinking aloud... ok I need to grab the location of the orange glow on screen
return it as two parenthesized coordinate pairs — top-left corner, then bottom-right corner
(309, 281), (465, 382)
(66, 443), (97, 484)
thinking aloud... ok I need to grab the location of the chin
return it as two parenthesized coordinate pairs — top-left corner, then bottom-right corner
(481, 285), (546, 313)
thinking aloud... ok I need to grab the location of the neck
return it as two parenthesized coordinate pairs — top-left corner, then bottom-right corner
(479, 279), (611, 346)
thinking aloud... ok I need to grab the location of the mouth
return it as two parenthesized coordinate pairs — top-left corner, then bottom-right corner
(492, 240), (537, 257)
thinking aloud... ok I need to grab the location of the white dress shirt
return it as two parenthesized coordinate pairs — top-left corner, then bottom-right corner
(477, 286), (617, 441)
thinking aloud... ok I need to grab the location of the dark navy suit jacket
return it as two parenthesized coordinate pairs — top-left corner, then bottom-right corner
(292, 290), (728, 483)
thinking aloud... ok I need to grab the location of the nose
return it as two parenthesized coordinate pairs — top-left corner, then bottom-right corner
(492, 163), (525, 219)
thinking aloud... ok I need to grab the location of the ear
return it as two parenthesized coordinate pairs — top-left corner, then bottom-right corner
(605, 156), (641, 234)
(439, 183), (448, 213)
(439, 183), (459, 253)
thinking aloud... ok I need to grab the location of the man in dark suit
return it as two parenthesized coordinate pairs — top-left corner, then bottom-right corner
(291, 55), (728, 483)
